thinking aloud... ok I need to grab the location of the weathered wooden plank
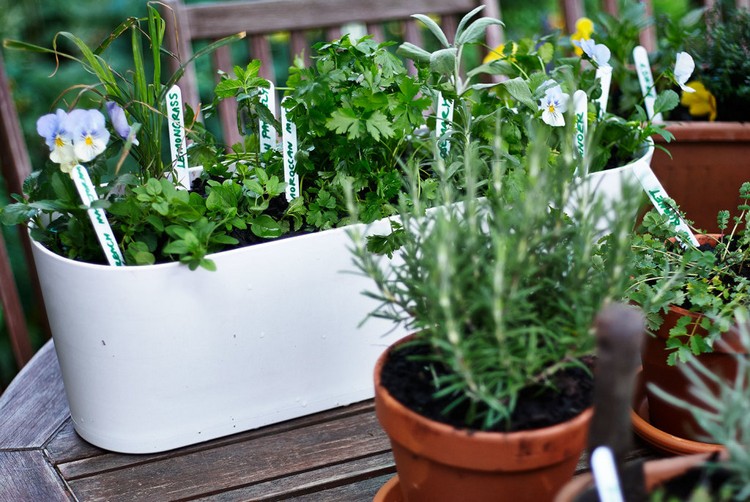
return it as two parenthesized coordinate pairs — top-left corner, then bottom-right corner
(185, 0), (477, 38)
(0, 341), (69, 449)
(189, 452), (395, 501)
(0, 451), (72, 501)
(48, 401), (376, 471)
(65, 410), (390, 500)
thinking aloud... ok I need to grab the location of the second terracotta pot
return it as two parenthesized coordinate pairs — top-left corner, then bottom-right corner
(374, 337), (592, 502)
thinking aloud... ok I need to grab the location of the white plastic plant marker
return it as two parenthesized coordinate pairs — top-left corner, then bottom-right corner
(70, 164), (125, 267)
(633, 46), (663, 123)
(166, 85), (191, 189)
(573, 90), (588, 167)
(631, 158), (700, 248)
(281, 98), (300, 201)
(591, 447), (625, 502)
(595, 65), (612, 117)
(436, 92), (454, 159)
(258, 82), (277, 155)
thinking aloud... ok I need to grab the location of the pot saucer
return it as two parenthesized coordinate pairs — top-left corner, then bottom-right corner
(631, 369), (723, 456)
(373, 475), (403, 502)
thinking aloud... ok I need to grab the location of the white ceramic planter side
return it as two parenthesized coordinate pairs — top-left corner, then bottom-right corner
(571, 141), (655, 230)
(32, 217), (404, 453)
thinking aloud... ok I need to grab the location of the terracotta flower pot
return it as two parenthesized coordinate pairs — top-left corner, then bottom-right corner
(641, 295), (747, 441)
(554, 453), (714, 501)
(651, 122), (750, 232)
(374, 336), (593, 502)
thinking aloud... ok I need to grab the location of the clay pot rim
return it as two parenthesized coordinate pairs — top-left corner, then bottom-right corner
(374, 333), (593, 471)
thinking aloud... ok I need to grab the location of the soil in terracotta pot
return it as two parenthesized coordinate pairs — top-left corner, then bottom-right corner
(653, 463), (732, 500)
(381, 342), (594, 432)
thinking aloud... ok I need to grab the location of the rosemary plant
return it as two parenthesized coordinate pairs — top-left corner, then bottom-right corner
(350, 114), (640, 431)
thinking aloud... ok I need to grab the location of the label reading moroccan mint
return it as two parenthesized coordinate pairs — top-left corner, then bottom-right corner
(166, 85), (191, 190)
(281, 98), (300, 202)
(258, 82), (277, 155)
(632, 46), (663, 123)
(436, 92), (454, 160)
(70, 165), (125, 266)
(631, 159), (699, 248)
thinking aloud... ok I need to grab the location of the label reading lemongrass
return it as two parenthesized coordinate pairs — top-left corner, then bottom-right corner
(633, 46), (663, 123)
(632, 159), (699, 248)
(573, 90), (588, 163)
(166, 85), (191, 190)
(70, 165), (125, 267)
(258, 82), (277, 155)
(436, 92), (454, 159)
(591, 447), (624, 502)
(281, 98), (299, 201)
(595, 65), (612, 117)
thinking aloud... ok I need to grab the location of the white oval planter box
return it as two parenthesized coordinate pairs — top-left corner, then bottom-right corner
(32, 217), (404, 454)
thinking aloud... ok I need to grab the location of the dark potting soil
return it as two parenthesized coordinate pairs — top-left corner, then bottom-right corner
(654, 461), (733, 500)
(380, 341), (594, 433)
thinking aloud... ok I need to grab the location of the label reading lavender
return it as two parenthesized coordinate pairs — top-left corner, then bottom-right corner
(436, 92), (454, 159)
(633, 46), (663, 123)
(71, 164), (125, 266)
(166, 85), (190, 189)
(258, 82), (277, 155)
(281, 99), (299, 201)
(573, 90), (588, 163)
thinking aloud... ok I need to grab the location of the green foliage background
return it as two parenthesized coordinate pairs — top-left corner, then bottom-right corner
(0, 0), (691, 388)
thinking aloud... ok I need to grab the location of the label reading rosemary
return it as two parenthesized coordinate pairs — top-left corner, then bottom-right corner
(166, 85), (191, 190)
(70, 164), (125, 267)
(281, 98), (299, 201)
(258, 82), (277, 155)
(632, 159), (699, 248)
(633, 46), (663, 123)
(436, 92), (454, 159)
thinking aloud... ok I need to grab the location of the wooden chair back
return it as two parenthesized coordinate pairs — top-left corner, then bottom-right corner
(558, 0), (750, 52)
(0, 51), (42, 372)
(160, 0), (503, 147)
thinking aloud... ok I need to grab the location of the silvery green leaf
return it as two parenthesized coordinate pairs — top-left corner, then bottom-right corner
(501, 77), (536, 109)
(411, 14), (450, 48)
(397, 42), (431, 64)
(429, 48), (457, 75)
(470, 82), (501, 91)
(456, 18), (504, 46)
(454, 5), (485, 42)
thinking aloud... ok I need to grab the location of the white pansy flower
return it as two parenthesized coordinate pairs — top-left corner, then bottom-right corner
(674, 52), (696, 93)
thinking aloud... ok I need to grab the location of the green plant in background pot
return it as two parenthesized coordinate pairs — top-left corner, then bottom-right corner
(627, 184), (750, 442)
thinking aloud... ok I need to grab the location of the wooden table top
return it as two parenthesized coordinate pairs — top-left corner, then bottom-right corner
(0, 340), (660, 501)
(0, 340), (396, 501)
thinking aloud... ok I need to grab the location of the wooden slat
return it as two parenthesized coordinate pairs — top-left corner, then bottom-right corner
(64, 410), (391, 500)
(162, 0), (201, 111)
(0, 451), (72, 501)
(48, 401), (378, 475)
(0, 342), (69, 449)
(0, 230), (33, 368)
(188, 453), (394, 501)
(213, 45), (242, 148)
(185, 0), (477, 39)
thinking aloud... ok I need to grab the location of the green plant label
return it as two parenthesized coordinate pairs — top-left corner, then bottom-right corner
(633, 46), (663, 123)
(595, 65), (612, 118)
(70, 165), (125, 266)
(281, 98), (299, 201)
(166, 85), (191, 190)
(573, 90), (587, 166)
(259, 83), (277, 155)
(436, 92), (454, 159)
(631, 159), (699, 248)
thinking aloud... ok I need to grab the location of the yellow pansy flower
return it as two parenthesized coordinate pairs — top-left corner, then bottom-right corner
(483, 42), (517, 64)
(681, 81), (717, 121)
(570, 17), (594, 56)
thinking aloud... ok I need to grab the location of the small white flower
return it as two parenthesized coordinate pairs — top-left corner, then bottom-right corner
(539, 85), (569, 127)
(577, 38), (611, 68)
(68, 109), (110, 162)
(674, 52), (696, 93)
(36, 109), (77, 172)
